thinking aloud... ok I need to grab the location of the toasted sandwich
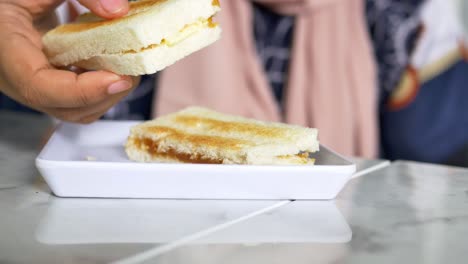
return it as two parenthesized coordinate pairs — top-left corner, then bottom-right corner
(125, 107), (320, 165)
(43, 0), (222, 76)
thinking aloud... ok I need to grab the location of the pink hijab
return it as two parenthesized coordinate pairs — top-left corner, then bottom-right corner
(155, 0), (378, 158)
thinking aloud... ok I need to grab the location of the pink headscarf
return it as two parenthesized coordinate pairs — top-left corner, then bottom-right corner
(155, 0), (378, 158)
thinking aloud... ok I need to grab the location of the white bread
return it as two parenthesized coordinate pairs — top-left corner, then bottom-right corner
(125, 107), (320, 165)
(43, 0), (221, 76)
(74, 25), (221, 76)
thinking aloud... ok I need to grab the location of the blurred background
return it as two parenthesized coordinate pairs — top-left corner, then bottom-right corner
(0, 0), (467, 167)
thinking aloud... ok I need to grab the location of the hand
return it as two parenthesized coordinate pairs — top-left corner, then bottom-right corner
(0, 0), (139, 124)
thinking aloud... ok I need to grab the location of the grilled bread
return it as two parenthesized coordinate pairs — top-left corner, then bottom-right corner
(43, 0), (222, 76)
(125, 107), (319, 165)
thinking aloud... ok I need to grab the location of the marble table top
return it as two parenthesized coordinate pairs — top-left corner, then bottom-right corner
(140, 161), (468, 264)
(1, 110), (466, 264)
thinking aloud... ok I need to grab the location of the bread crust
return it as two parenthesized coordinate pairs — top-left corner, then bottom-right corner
(42, 0), (221, 75)
(125, 107), (319, 165)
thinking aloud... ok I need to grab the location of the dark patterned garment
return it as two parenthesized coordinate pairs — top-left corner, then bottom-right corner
(253, 3), (295, 106)
(0, 94), (39, 114)
(366, 0), (425, 102)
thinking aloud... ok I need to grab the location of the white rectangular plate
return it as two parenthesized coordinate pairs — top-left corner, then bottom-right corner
(36, 121), (356, 200)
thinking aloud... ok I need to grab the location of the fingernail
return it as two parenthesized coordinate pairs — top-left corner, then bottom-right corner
(107, 80), (132, 94)
(100, 0), (125, 14)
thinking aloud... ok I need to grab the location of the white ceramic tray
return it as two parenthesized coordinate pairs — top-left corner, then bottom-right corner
(35, 121), (356, 199)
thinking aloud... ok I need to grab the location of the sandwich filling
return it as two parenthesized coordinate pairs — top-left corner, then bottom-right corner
(121, 16), (218, 55)
(128, 136), (315, 165)
(131, 137), (224, 164)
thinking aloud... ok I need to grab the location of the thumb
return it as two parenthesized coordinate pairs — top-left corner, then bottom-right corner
(77, 0), (129, 19)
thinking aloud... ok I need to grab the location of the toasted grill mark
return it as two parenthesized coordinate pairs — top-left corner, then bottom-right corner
(144, 126), (253, 150)
(174, 115), (287, 138)
(132, 137), (223, 164)
(53, 0), (169, 33)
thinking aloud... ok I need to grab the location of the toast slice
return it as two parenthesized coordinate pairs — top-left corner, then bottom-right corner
(43, 0), (221, 75)
(125, 107), (319, 165)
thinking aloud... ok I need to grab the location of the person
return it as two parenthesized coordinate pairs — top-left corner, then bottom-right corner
(154, 0), (379, 159)
(368, 0), (468, 167)
(0, 0), (139, 124)
(0, 0), (379, 159)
